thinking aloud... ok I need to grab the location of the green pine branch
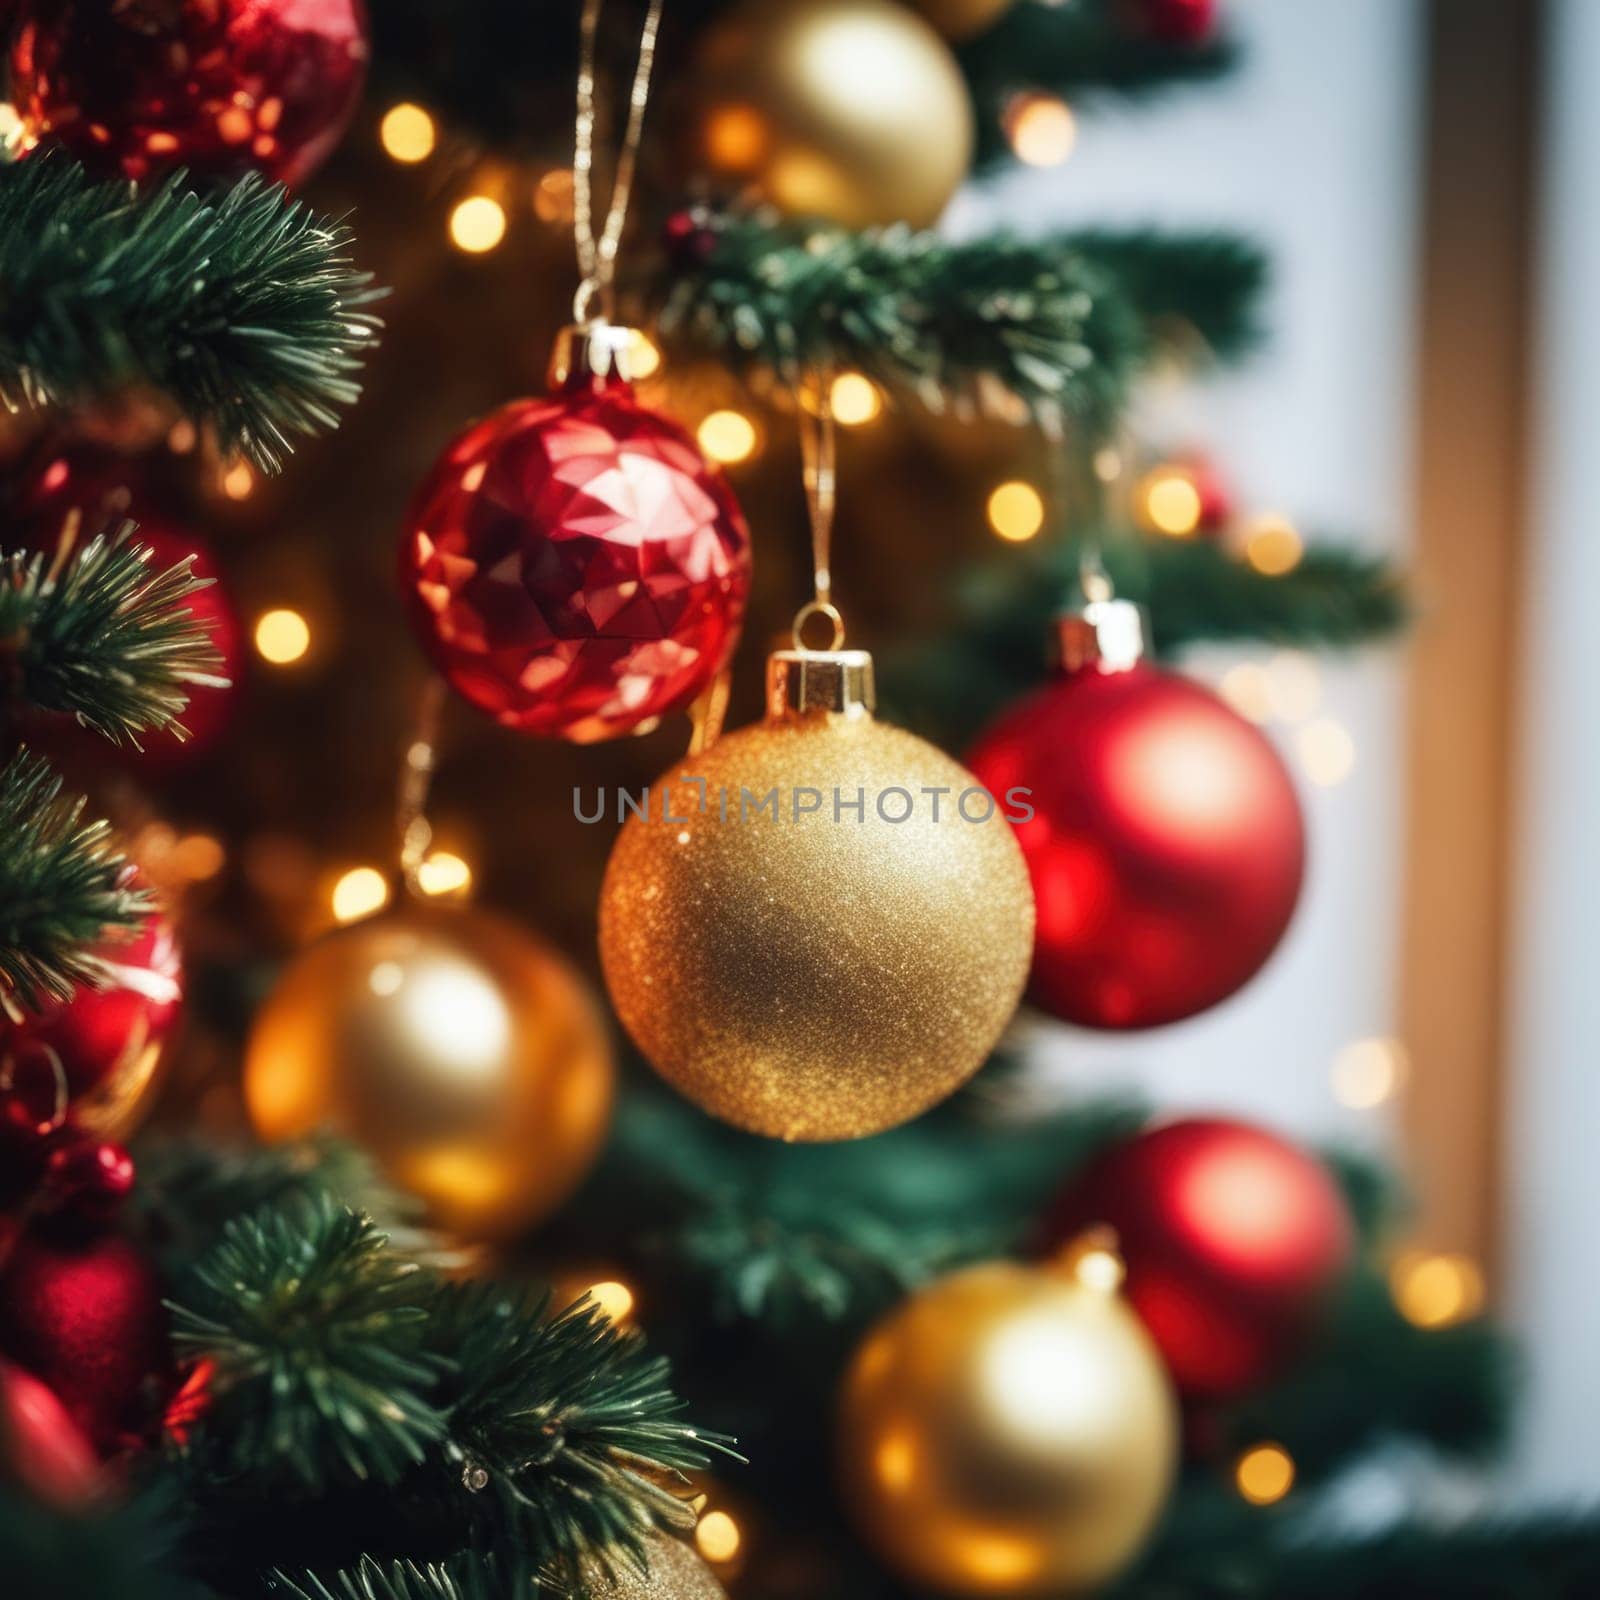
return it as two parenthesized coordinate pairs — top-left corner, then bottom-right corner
(1, 526), (226, 746)
(267, 1553), (516, 1600)
(0, 748), (148, 1013)
(0, 154), (381, 472)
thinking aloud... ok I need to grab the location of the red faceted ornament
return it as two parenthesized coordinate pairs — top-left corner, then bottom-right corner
(968, 598), (1304, 1029)
(0, 1230), (169, 1455)
(401, 326), (752, 743)
(1041, 1118), (1355, 1399)
(2, 899), (183, 1110)
(10, 0), (369, 186)
(0, 1357), (106, 1507)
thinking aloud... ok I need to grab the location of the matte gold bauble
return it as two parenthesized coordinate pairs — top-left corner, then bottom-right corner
(905, 0), (1016, 41)
(688, 0), (975, 228)
(838, 1260), (1178, 1597)
(582, 1534), (728, 1600)
(244, 903), (614, 1240)
(599, 650), (1033, 1142)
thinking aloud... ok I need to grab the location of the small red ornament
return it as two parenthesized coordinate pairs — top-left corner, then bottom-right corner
(968, 592), (1303, 1029)
(1183, 454), (1232, 534)
(1040, 1118), (1355, 1399)
(1126, 0), (1218, 46)
(0, 1357), (105, 1507)
(1, 898), (183, 1121)
(41, 1141), (137, 1222)
(401, 323), (752, 742)
(10, 0), (369, 186)
(0, 1230), (169, 1455)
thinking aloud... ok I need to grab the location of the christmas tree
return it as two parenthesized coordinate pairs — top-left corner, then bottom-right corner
(0, 3), (1592, 1598)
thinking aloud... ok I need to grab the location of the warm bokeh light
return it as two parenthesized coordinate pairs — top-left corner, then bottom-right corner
(380, 102), (436, 163)
(330, 866), (390, 924)
(221, 461), (255, 500)
(1070, 1244), (1125, 1295)
(1391, 1251), (1485, 1329)
(449, 195), (507, 254)
(697, 409), (758, 464)
(1138, 465), (1203, 537)
(987, 481), (1045, 542)
(1332, 1036), (1409, 1109)
(167, 418), (198, 455)
(627, 331), (663, 380)
(416, 850), (473, 898)
(695, 1509), (742, 1564)
(533, 168), (576, 224)
(1006, 92), (1077, 167)
(172, 833), (226, 882)
(1265, 650), (1321, 722)
(585, 1279), (636, 1324)
(1218, 661), (1274, 723)
(704, 104), (768, 170)
(1244, 514), (1304, 575)
(1235, 1443), (1295, 1505)
(830, 371), (883, 426)
(254, 608), (311, 665)
(1297, 717), (1356, 786)
(1093, 446), (1124, 483)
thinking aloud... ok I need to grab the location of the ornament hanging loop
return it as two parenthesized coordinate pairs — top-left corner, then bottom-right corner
(792, 598), (846, 653)
(396, 675), (448, 899)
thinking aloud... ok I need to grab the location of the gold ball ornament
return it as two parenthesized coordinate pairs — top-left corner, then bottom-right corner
(689, 0), (976, 228)
(599, 649), (1033, 1142)
(245, 903), (614, 1240)
(838, 1257), (1179, 1597)
(582, 1534), (728, 1600)
(904, 0), (1017, 41)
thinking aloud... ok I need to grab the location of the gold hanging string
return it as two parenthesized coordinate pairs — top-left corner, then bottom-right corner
(396, 675), (448, 897)
(793, 371), (846, 651)
(572, 0), (666, 325)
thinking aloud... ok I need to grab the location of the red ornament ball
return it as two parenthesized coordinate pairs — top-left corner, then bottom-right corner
(401, 367), (752, 743)
(0, 1230), (169, 1455)
(0, 1357), (105, 1507)
(2, 899), (183, 1124)
(1042, 1119), (1355, 1399)
(1127, 0), (1218, 46)
(969, 658), (1304, 1029)
(10, 0), (369, 186)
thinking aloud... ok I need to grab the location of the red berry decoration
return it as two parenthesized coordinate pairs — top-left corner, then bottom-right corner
(1042, 1118), (1355, 1399)
(401, 324), (752, 742)
(0, 1229), (169, 1455)
(968, 590), (1304, 1029)
(42, 1141), (137, 1223)
(10, 0), (370, 186)
(0, 1357), (105, 1507)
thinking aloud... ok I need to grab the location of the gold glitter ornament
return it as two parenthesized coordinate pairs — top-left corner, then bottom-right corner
(598, 648), (1034, 1141)
(582, 1534), (728, 1599)
(838, 1255), (1178, 1597)
(244, 903), (614, 1240)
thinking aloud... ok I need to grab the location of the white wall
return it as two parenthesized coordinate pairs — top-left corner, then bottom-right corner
(949, 0), (1425, 1142)
(1503, 0), (1600, 1505)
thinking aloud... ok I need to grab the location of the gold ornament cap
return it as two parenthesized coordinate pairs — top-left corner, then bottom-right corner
(767, 647), (875, 718)
(1056, 595), (1149, 674)
(549, 319), (637, 390)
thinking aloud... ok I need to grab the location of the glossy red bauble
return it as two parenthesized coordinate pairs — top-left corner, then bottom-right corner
(0, 1357), (105, 1507)
(969, 660), (1304, 1029)
(401, 372), (752, 743)
(10, 0), (369, 186)
(1042, 1118), (1355, 1399)
(0, 1230), (169, 1455)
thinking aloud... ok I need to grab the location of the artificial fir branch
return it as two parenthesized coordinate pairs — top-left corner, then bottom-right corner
(0, 155), (381, 472)
(267, 1553), (517, 1600)
(658, 211), (1145, 439)
(0, 1484), (203, 1600)
(0, 527), (225, 746)
(0, 748), (147, 1012)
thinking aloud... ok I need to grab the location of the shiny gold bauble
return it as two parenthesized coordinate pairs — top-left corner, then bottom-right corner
(582, 1534), (728, 1600)
(904, 0), (1016, 41)
(599, 650), (1033, 1142)
(838, 1260), (1178, 1597)
(688, 0), (976, 228)
(244, 903), (614, 1240)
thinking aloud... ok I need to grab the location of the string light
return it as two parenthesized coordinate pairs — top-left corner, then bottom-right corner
(1391, 1252), (1485, 1329)
(380, 103), (436, 163)
(1332, 1036), (1409, 1109)
(1218, 662), (1274, 724)
(1005, 92), (1077, 167)
(416, 850), (473, 898)
(1235, 1443), (1295, 1506)
(1244, 514), (1304, 576)
(449, 195), (507, 254)
(1136, 465), (1203, 538)
(331, 866), (390, 924)
(221, 461), (255, 500)
(695, 1509), (743, 1564)
(585, 1279), (636, 1323)
(697, 410), (758, 464)
(987, 481), (1045, 542)
(1297, 717), (1356, 786)
(254, 608), (311, 666)
(830, 371), (883, 426)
